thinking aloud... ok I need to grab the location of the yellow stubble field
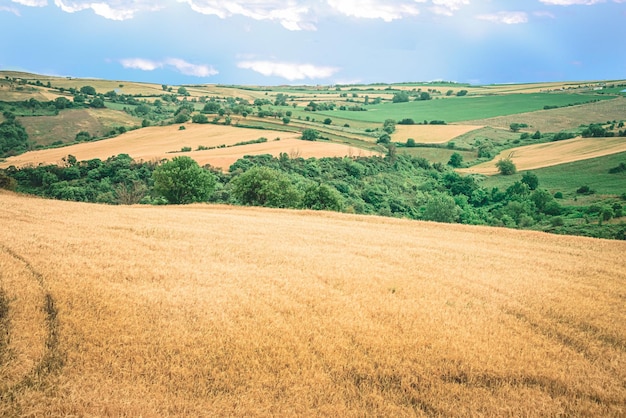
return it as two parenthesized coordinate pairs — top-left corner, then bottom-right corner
(0, 191), (624, 416)
(459, 136), (626, 175)
(0, 124), (379, 170)
(392, 124), (483, 144)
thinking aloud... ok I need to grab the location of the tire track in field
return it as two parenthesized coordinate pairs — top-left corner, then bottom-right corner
(0, 244), (63, 406)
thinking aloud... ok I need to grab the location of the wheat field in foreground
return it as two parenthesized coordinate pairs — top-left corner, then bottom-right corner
(0, 191), (625, 416)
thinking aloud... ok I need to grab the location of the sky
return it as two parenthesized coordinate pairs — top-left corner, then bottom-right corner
(1, 0), (625, 86)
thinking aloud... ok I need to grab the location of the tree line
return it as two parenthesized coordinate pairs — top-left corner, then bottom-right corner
(1, 153), (624, 240)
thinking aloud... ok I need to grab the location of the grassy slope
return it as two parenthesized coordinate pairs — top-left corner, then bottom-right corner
(1, 191), (625, 416)
(479, 151), (626, 196)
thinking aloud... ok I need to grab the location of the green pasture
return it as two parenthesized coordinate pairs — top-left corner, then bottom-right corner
(311, 93), (617, 124)
(478, 151), (626, 196)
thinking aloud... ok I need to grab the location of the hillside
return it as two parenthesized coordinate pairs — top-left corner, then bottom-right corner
(1, 191), (624, 416)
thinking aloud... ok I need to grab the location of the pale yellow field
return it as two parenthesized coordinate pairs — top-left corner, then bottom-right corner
(0, 124), (379, 170)
(392, 124), (483, 144)
(459, 136), (626, 175)
(0, 191), (624, 417)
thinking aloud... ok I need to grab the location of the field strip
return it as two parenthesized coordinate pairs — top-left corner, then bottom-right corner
(458, 136), (626, 175)
(0, 124), (380, 170)
(392, 124), (483, 144)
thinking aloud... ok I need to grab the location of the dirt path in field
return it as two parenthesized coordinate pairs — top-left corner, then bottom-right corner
(458, 136), (626, 175)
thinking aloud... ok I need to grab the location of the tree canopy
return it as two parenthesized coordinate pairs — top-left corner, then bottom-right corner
(153, 156), (216, 204)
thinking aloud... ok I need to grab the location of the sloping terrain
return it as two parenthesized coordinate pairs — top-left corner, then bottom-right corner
(0, 124), (379, 170)
(463, 96), (626, 132)
(1, 191), (624, 416)
(459, 135), (626, 175)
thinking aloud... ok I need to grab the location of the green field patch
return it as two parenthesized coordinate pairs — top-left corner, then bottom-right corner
(314, 93), (616, 124)
(479, 151), (626, 196)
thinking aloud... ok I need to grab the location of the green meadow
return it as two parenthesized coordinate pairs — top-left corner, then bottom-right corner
(311, 93), (617, 123)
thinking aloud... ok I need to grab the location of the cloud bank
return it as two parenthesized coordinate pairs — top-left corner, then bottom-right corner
(237, 61), (340, 81)
(120, 58), (218, 77)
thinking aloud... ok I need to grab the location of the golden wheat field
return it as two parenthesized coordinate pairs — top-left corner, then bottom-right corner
(0, 124), (378, 170)
(0, 191), (624, 417)
(392, 125), (483, 144)
(459, 135), (626, 175)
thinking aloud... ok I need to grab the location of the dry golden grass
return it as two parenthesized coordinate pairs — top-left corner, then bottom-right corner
(392, 124), (483, 144)
(459, 136), (626, 175)
(0, 124), (378, 170)
(0, 191), (624, 416)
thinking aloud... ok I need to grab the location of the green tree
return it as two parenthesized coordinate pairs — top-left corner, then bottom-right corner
(448, 152), (463, 168)
(323, 118), (332, 125)
(302, 129), (320, 141)
(0, 118), (29, 157)
(496, 158), (517, 175)
(80, 85), (96, 95)
(419, 92), (431, 101)
(303, 184), (343, 211)
(153, 156), (216, 204)
(90, 97), (105, 108)
(521, 171), (539, 190)
(177, 86), (189, 96)
(231, 167), (302, 208)
(422, 193), (461, 223)
(392, 91), (410, 103)
(192, 114), (209, 124)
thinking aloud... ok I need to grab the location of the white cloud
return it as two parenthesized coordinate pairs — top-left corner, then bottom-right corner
(178, 0), (315, 30)
(11, 0), (47, 6)
(533, 10), (556, 18)
(326, 0), (423, 22)
(430, 0), (469, 16)
(477, 11), (528, 24)
(120, 58), (218, 77)
(120, 58), (162, 71)
(237, 61), (339, 81)
(1, 5), (21, 15)
(52, 0), (162, 20)
(164, 58), (218, 77)
(539, 0), (604, 5)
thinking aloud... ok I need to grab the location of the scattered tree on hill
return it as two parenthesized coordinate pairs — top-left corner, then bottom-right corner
(392, 91), (410, 103)
(448, 152), (463, 168)
(90, 97), (105, 108)
(80, 85), (96, 95)
(418, 92), (431, 101)
(496, 158), (517, 175)
(153, 156), (216, 204)
(302, 129), (320, 141)
(177, 87), (189, 96)
(192, 114), (209, 124)
(383, 119), (396, 134)
(521, 171), (539, 190)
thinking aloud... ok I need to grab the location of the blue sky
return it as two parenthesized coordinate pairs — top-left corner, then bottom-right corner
(1, 0), (625, 86)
